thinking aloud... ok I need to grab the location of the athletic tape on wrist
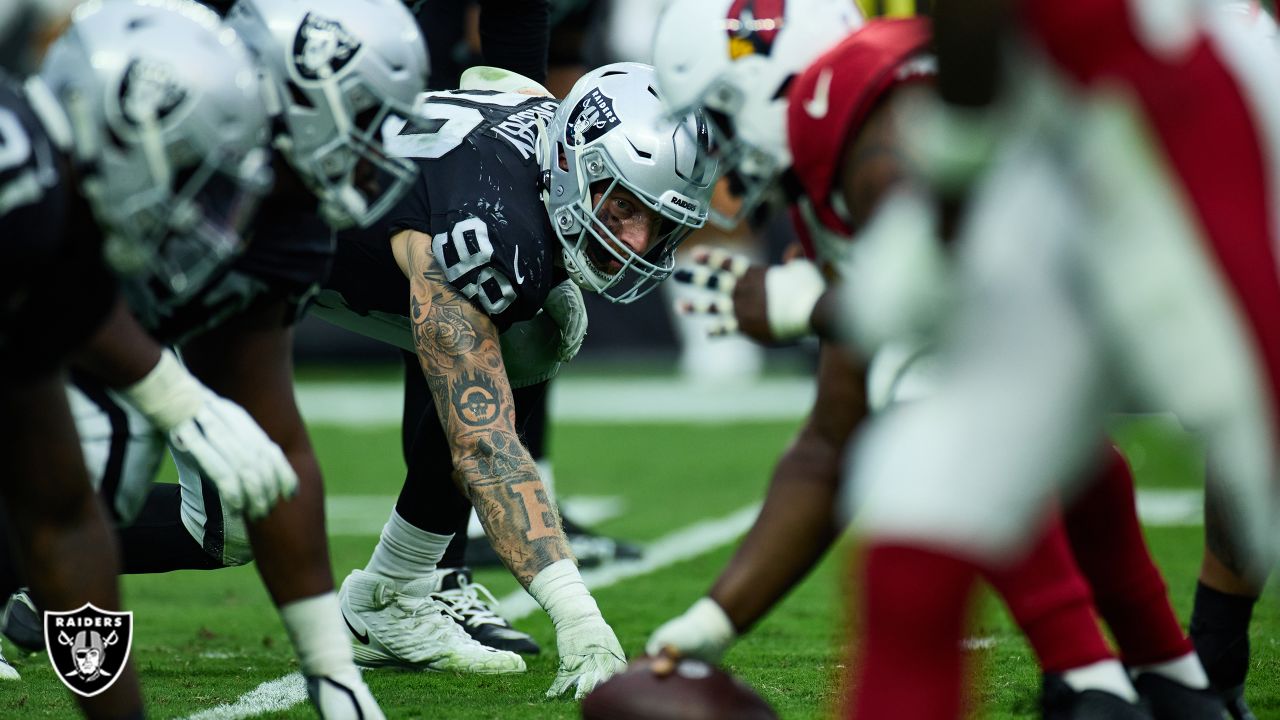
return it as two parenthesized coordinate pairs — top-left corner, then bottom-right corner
(119, 349), (204, 430)
(529, 559), (602, 631)
(765, 260), (826, 341)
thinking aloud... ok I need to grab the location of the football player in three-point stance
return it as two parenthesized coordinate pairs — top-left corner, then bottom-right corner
(0, 1), (275, 716)
(648, 1), (1227, 718)
(310, 62), (718, 698)
(0, 0), (429, 716)
(841, 0), (1280, 718)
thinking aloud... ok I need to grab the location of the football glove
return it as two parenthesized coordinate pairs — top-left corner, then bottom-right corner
(543, 279), (588, 362)
(305, 669), (385, 720)
(675, 248), (826, 344)
(547, 614), (627, 700)
(120, 349), (298, 520)
(645, 597), (737, 664)
(530, 559), (627, 699)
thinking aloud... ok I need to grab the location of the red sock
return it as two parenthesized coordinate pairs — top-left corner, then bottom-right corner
(849, 543), (978, 720)
(985, 514), (1115, 672)
(1065, 446), (1193, 665)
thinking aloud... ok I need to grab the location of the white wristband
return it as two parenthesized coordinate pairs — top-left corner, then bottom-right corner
(688, 597), (736, 645)
(529, 559), (601, 632)
(765, 260), (826, 341)
(118, 349), (204, 431)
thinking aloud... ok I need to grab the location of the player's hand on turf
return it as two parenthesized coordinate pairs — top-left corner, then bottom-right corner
(547, 615), (627, 700)
(674, 247), (825, 345)
(167, 390), (298, 520)
(543, 279), (588, 362)
(645, 597), (737, 664)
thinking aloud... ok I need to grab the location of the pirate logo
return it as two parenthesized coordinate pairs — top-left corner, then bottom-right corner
(453, 371), (500, 426)
(45, 604), (133, 698)
(565, 88), (620, 147)
(725, 0), (787, 60)
(292, 13), (362, 81)
(119, 59), (187, 126)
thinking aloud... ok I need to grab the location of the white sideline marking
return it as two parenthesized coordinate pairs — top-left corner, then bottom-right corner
(184, 672), (307, 720)
(183, 503), (761, 719)
(325, 495), (627, 537)
(296, 377), (813, 426)
(498, 503), (763, 621)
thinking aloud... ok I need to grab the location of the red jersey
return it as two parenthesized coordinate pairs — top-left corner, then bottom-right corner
(786, 17), (933, 250)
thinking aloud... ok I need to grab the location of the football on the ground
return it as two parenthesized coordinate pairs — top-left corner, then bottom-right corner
(581, 654), (778, 720)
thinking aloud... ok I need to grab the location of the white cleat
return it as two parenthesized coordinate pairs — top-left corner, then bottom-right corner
(338, 570), (526, 674)
(0, 645), (19, 681)
(305, 668), (384, 720)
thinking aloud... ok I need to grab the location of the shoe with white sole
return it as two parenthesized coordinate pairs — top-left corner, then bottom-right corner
(338, 570), (525, 674)
(0, 643), (19, 681)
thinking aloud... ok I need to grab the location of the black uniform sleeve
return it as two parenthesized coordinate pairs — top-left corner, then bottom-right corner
(0, 84), (116, 379)
(478, 0), (550, 85)
(231, 189), (334, 323)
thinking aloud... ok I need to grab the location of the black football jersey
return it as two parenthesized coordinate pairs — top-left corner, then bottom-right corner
(0, 76), (116, 379)
(316, 90), (563, 345)
(144, 163), (335, 345)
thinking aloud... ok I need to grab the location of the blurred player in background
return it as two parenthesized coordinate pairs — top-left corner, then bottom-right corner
(648, 1), (1230, 717)
(0, 0), (284, 714)
(842, 0), (1280, 717)
(0, 1), (429, 715)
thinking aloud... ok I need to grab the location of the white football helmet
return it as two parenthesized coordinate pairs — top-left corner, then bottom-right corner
(542, 63), (719, 304)
(652, 0), (862, 227)
(225, 0), (428, 229)
(38, 0), (272, 315)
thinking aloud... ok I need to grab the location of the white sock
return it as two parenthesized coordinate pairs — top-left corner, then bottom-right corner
(364, 510), (451, 582)
(280, 593), (357, 678)
(536, 459), (557, 502)
(1132, 651), (1211, 690)
(1062, 659), (1139, 703)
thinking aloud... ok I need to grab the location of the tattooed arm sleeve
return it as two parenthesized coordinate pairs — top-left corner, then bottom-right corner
(401, 229), (573, 586)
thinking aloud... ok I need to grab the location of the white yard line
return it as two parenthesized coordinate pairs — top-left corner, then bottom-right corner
(184, 672), (307, 720)
(1136, 488), (1202, 527)
(182, 503), (761, 720)
(296, 377), (813, 426)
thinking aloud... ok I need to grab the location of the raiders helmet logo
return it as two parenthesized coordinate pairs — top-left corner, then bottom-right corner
(292, 13), (362, 81)
(725, 0), (787, 60)
(118, 59), (187, 126)
(565, 88), (620, 147)
(45, 604), (134, 698)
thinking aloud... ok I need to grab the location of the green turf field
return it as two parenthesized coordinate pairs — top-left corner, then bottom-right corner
(2, 398), (1276, 718)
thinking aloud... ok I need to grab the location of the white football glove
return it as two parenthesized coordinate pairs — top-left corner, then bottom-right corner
(305, 669), (386, 720)
(530, 559), (627, 700)
(543, 279), (588, 362)
(119, 349), (298, 520)
(645, 597), (737, 664)
(547, 614), (627, 700)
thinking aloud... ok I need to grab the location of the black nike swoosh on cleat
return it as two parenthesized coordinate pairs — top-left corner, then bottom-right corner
(341, 609), (370, 645)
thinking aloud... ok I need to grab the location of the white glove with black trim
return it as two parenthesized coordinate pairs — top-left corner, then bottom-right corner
(530, 559), (627, 699)
(120, 349), (298, 519)
(645, 597), (737, 664)
(675, 247), (826, 344)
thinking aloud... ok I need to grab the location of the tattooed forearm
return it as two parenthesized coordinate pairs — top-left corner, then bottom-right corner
(403, 232), (572, 586)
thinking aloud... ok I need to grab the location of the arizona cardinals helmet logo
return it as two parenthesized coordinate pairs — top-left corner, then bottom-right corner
(725, 0), (787, 60)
